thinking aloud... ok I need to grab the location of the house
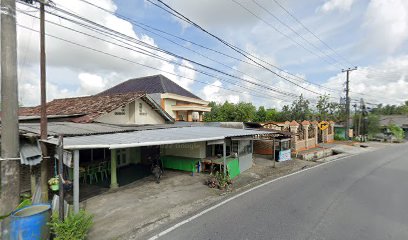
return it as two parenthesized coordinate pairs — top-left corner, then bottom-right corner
(4, 92), (174, 193)
(97, 74), (211, 122)
(19, 92), (173, 124)
(379, 115), (408, 138)
(9, 92), (274, 214)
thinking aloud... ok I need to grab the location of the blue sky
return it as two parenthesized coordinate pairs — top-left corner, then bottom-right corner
(11, 0), (408, 108)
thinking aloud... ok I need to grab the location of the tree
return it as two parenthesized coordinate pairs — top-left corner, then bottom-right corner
(254, 106), (267, 122)
(265, 108), (279, 122)
(367, 114), (380, 136)
(315, 95), (330, 121)
(290, 94), (311, 121)
(234, 102), (256, 121)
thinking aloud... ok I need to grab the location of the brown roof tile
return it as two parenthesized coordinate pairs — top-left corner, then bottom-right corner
(19, 92), (145, 123)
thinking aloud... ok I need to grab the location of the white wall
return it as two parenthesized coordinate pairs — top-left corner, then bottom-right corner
(161, 142), (206, 159)
(96, 104), (130, 124)
(95, 99), (165, 125)
(134, 98), (166, 125)
(163, 99), (176, 118)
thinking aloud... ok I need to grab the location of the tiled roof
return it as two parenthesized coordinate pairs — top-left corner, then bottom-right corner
(19, 92), (146, 123)
(97, 74), (201, 99)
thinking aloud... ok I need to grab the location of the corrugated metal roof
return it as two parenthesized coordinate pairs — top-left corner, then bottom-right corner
(20, 142), (42, 166)
(45, 126), (270, 150)
(18, 122), (179, 137)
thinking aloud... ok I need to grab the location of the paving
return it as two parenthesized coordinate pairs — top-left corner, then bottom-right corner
(152, 142), (408, 240)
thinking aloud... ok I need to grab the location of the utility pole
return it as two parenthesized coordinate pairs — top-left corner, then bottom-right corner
(39, 0), (49, 202)
(1, 0), (20, 236)
(342, 67), (357, 140)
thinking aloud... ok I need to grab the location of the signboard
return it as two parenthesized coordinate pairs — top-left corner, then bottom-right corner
(318, 121), (329, 131)
(278, 149), (291, 161)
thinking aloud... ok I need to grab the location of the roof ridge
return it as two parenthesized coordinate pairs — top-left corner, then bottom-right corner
(159, 75), (168, 92)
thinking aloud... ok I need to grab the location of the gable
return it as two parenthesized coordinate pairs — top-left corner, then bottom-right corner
(95, 98), (166, 125)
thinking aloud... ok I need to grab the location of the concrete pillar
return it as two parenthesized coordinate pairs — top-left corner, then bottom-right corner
(199, 112), (203, 122)
(110, 149), (119, 189)
(187, 111), (192, 122)
(289, 121), (299, 151)
(302, 121), (310, 149)
(73, 150), (79, 213)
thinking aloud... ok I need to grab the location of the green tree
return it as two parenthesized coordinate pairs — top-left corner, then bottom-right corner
(265, 108), (279, 122)
(290, 94), (311, 121)
(367, 114), (380, 136)
(234, 102), (256, 121)
(254, 106), (267, 122)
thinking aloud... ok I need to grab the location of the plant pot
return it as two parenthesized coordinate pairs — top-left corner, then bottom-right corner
(50, 184), (59, 191)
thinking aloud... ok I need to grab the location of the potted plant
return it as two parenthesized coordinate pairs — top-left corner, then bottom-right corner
(48, 177), (59, 191)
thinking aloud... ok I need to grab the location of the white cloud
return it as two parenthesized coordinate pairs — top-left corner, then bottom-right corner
(202, 80), (240, 104)
(361, 0), (408, 54)
(323, 55), (408, 105)
(78, 73), (107, 95)
(9, 0), (196, 106)
(318, 0), (354, 13)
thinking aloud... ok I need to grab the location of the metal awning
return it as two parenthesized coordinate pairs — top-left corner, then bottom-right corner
(43, 126), (272, 150)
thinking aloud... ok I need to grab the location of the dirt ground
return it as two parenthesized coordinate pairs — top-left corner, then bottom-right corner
(84, 158), (318, 240)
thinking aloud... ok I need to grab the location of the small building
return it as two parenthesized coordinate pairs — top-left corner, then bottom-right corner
(379, 115), (408, 139)
(43, 126), (273, 212)
(97, 74), (211, 122)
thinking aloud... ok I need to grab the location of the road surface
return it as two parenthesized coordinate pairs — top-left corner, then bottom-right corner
(152, 143), (408, 240)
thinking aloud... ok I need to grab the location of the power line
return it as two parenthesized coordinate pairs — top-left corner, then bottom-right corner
(147, 0), (327, 96)
(16, 23), (298, 103)
(17, 0), (388, 106)
(77, 0), (348, 95)
(247, 0), (345, 69)
(271, 0), (354, 67)
(20, 1), (333, 103)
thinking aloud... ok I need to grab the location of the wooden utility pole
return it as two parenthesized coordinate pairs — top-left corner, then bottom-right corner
(39, 0), (49, 202)
(342, 67), (357, 140)
(1, 0), (20, 236)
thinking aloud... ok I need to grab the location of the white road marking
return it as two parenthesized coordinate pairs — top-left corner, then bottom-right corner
(148, 153), (357, 240)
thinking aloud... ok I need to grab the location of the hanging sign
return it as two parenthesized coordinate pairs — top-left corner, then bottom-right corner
(318, 121), (329, 131)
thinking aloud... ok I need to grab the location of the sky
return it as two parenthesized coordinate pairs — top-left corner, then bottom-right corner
(3, 0), (408, 109)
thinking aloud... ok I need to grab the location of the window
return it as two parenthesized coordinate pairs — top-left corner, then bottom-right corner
(116, 149), (128, 166)
(139, 103), (147, 116)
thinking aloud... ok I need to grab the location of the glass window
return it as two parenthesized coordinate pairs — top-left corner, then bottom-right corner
(139, 103), (143, 113)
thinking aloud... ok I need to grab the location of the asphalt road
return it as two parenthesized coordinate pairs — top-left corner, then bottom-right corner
(154, 143), (408, 240)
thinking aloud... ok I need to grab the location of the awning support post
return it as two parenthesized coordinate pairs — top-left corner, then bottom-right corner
(73, 150), (79, 214)
(223, 140), (227, 175)
(110, 149), (118, 189)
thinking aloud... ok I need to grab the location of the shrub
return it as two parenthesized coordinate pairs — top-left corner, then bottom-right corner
(206, 171), (232, 190)
(334, 135), (346, 141)
(388, 124), (404, 140)
(48, 210), (93, 240)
